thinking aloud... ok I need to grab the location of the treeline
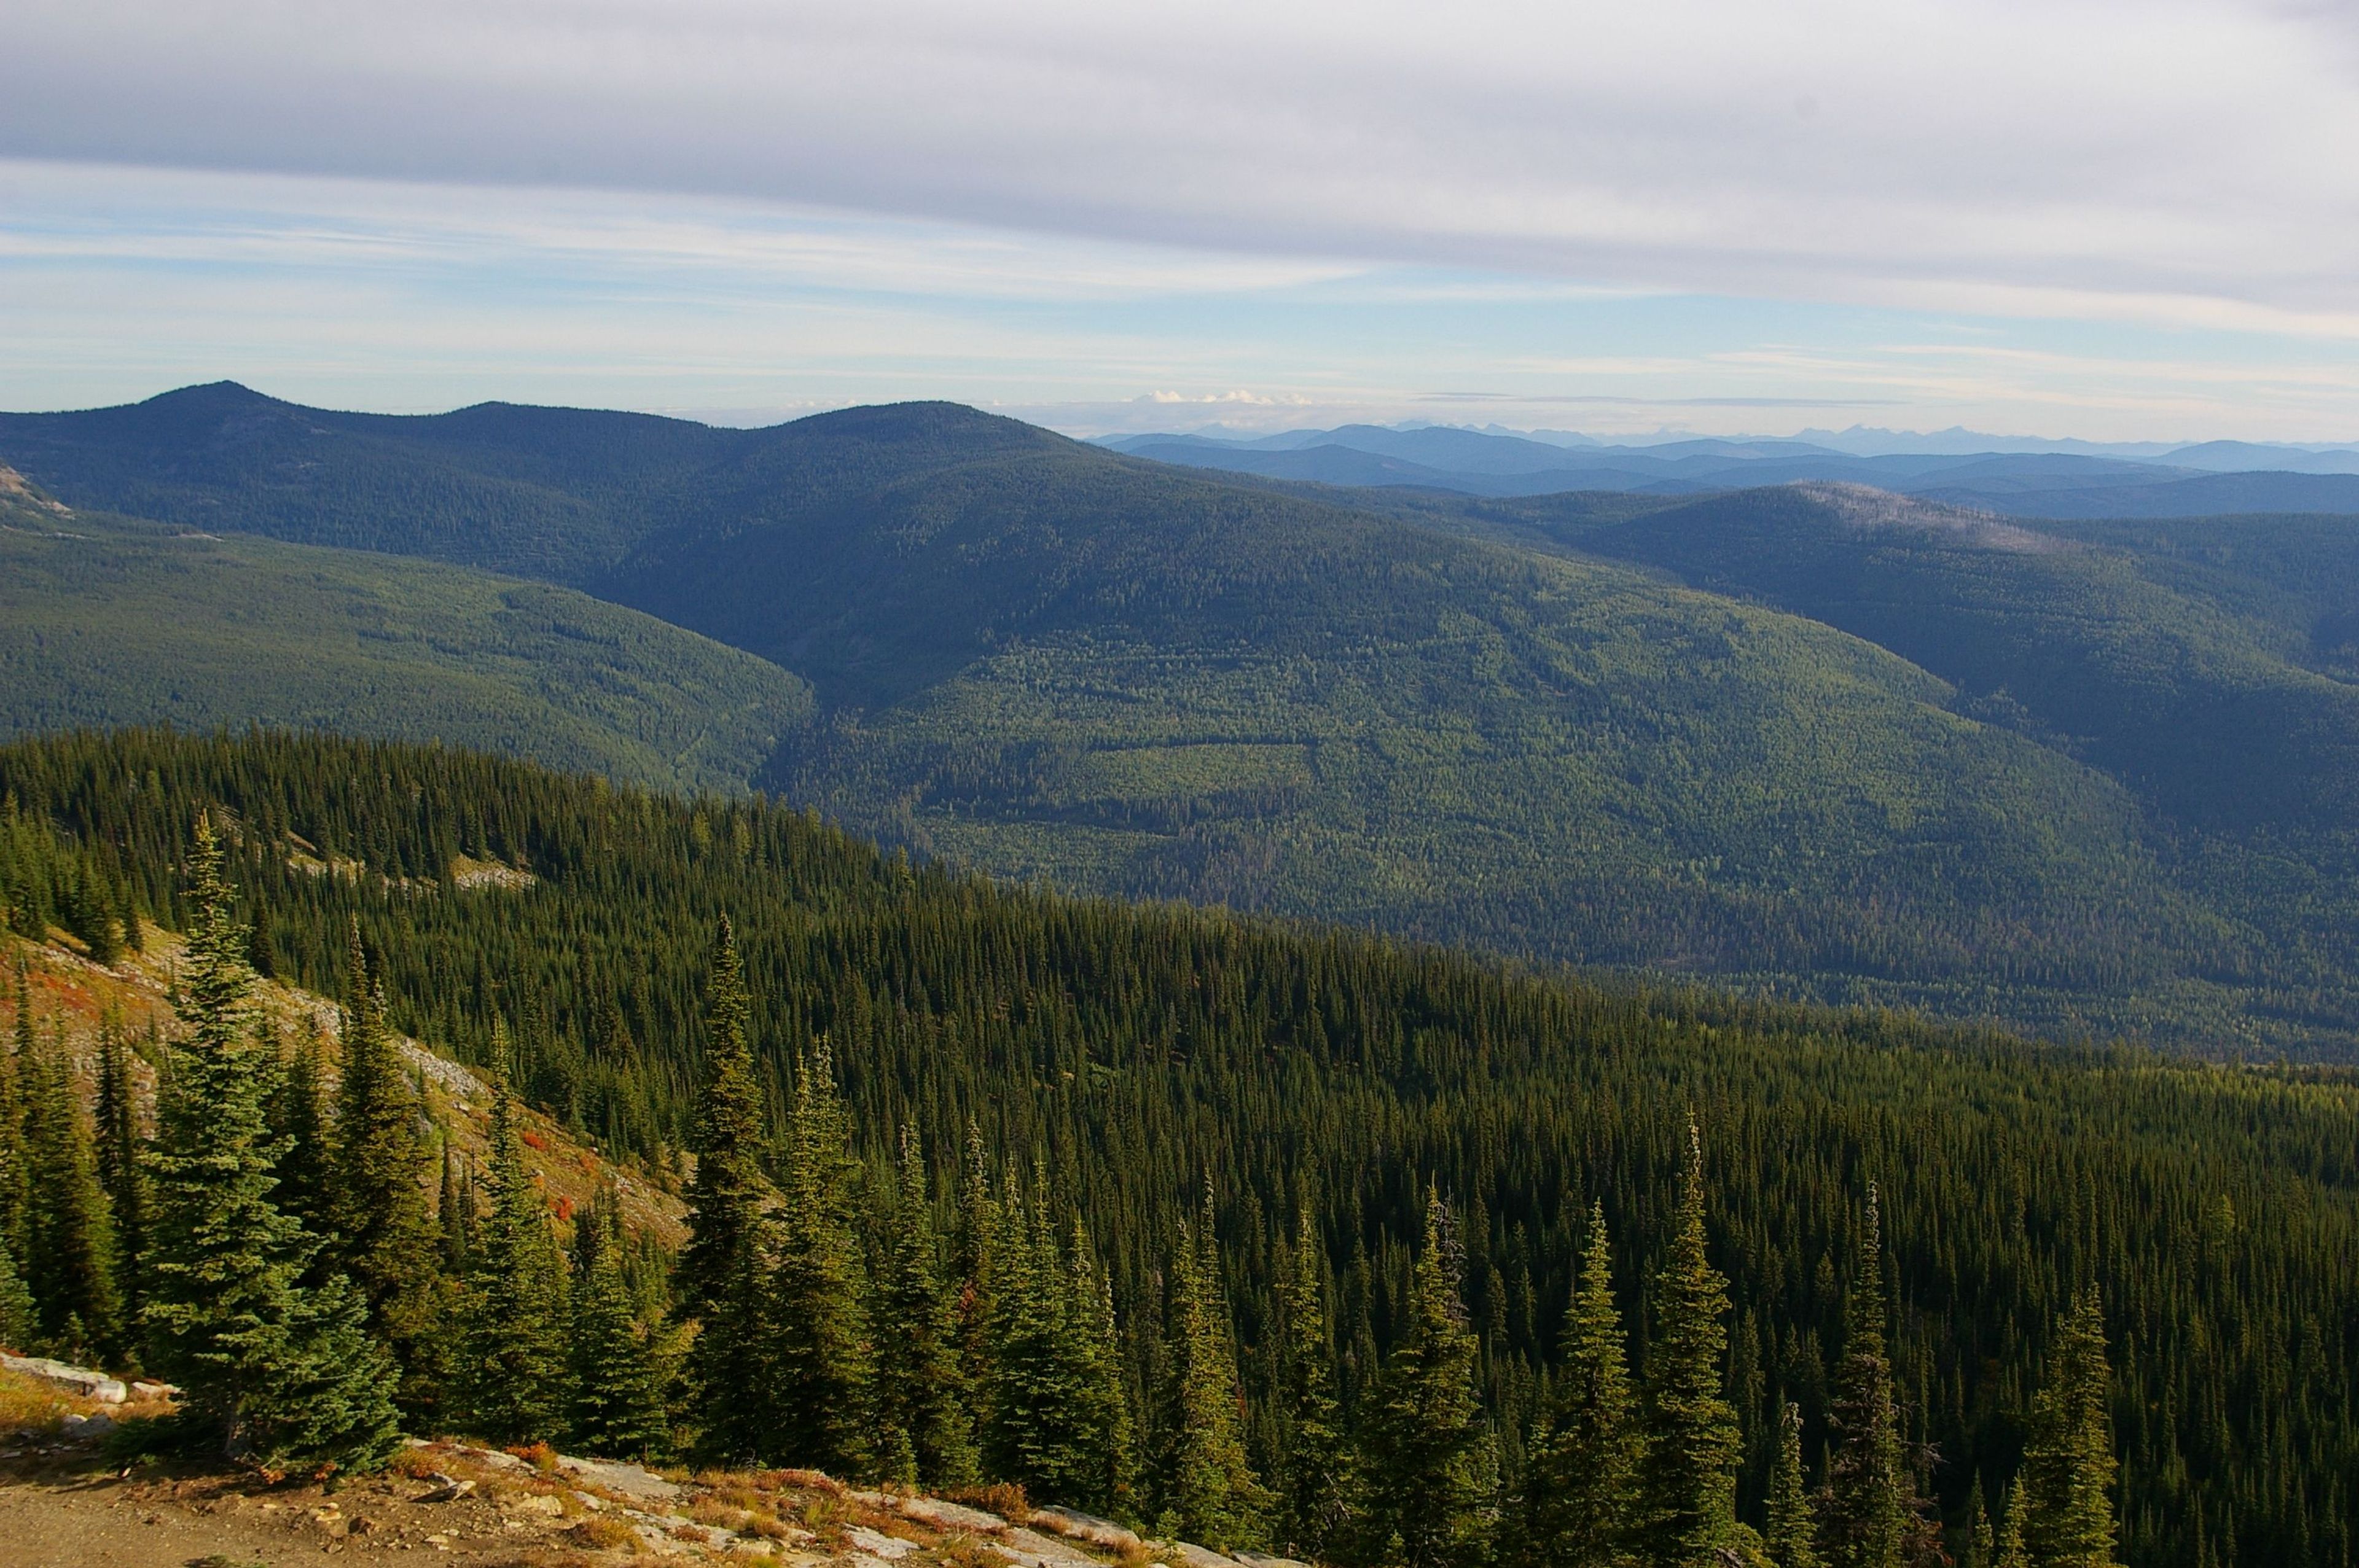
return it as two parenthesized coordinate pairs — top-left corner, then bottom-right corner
(0, 730), (2355, 1567)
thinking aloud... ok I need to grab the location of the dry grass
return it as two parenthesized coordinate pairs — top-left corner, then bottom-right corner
(945, 1481), (1030, 1523)
(564, 1515), (641, 1550)
(0, 1373), (70, 1435)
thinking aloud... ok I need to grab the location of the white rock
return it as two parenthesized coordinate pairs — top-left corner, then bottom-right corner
(1032, 1507), (1144, 1552)
(1, 1353), (127, 1404)
(891, 1496), (1011, 1534)
(1172, 1543), (1243, 1568)
(847, 1525), (918, 1559)
(557, 1452), (683, 1502)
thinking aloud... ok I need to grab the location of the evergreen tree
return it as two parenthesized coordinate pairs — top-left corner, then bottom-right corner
(1162, 1190), (1266, 1551)
(1521, 1201), (1639, 1568)
(1992, 1484), (2028, 1568)
(681, 919), (773, 1464)
(267, 1019), (332, 1240)
(95, 1013), (148, 1331)
(22, 1011), (120, 1360)
(1821, 1186), (1911, 1568)
(566, 1190), (670, 1461)
(2019, 1290), (2119, 1568)
(437, 1137), (471, 1276)
(977, 1168), (1125, 1511)
(1347, 1185), (1493, 1568)
(0, 1230), (34, 1349)
(1637, 1126), (1747, 1568)
(1273, 1207), (1345, 1561)
(142, 814), (401, 1473)
(453, 1063), (568, 1445)
(1766, 1400), (1821, 1568)
(1070, 1219), (1140, 1521)
(326, 929), (442, 1410)
(1, 964), (31, 1259)
(767, 1043), (874, 1474)
(873, 1126), (978, 1489)
(1962, 1484), (1995, 1568)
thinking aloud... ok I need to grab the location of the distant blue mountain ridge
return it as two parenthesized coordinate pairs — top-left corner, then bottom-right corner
(1097, 425), (2359, 517)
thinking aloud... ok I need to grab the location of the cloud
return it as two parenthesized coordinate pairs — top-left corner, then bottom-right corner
(4, 1), (2355, 327)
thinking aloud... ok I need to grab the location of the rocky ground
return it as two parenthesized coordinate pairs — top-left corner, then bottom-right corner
(0, 1365), (1302, 1568)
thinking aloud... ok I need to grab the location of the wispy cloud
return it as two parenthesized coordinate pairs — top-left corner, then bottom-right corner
(6, 0), (2356, 333)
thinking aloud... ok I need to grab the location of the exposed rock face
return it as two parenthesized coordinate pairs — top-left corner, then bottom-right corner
(1031, 1507), (1144, 1553)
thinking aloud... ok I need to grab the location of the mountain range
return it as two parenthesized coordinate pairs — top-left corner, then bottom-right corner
(10, 383), (2359, 1054)
(1099, 424), (2359, 517)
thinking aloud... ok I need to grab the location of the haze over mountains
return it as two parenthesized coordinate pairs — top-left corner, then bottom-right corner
(1101, 423), (2359, 517)
(13, 381), (2359, 1055)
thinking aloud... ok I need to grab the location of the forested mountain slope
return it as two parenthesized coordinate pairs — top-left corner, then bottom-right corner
(0, 471), (810, 794)
(14, 388), (2359, 1051)
(1, 729), (2352, 1568)
(1571, 483), (2359, 1044)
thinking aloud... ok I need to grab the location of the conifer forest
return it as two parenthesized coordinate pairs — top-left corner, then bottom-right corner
(1, 728), (2354, 1568)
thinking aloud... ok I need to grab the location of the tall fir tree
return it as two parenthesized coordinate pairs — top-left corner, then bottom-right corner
(327, 929), (443, 1411)
(1766, 1400), (1822, 1568)
(1273, 1207), (1346, 1561)
(1992, 1484), (2029, 1568)
(454, 1059), (568, 1445)
(437, 1136), (472, 1276)
(681, 918), (774, 1464)
(2019, 1290), (2120, 1568)
(1070, 1217), (1140, 1521)
(266, 1019), (332, 1242)
(1162, 1190), (1266, 1551)
(1962, 1484), (1996, 1568)
(1, 963), (32, 1260)
(977, 1167), (1127, 1511)
(1347, 1185), (1493, 1568)
(873, 1125), (978, 1489)
(94, 1013), (148, 1332)
(1821, 1186), (1911, 1568)
(0, 1229), (34, 1349)
(142, 814), (401, 1473)
(566, 1189), (670, 1461)
(1637, 1125), (1747, 1568)
(767, 1043), (875, 1475)
(1521, 1201), (1640, 1568)
(22, 1011), (121, 1360)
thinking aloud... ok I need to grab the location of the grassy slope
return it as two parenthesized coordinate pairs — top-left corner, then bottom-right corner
(0, 481), (812, 795)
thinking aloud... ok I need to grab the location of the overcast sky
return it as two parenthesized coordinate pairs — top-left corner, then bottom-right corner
(6, 0), (2358, 438)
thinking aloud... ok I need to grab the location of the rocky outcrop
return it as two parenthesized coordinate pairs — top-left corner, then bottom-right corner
(0, 1353), (128, 1405)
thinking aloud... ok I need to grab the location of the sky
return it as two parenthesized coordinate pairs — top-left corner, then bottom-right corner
(5, 0), (2359, 441)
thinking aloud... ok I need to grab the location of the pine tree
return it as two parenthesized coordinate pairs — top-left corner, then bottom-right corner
(327, 929), (443, 1410)
(566, 1190), (670, 1461)
(1273, 1208), (1345, 1560)
(95, 1013), (148, 1331)
(1962, 1484), (1995, 1568)
(1992, 1483), (2028, 1568)
(22, 1012), (120, 1360)
(1163, 1190), (1266, 1551)
(437, 1137), (471, 1276)
(1, 964), (33, 1261)
(1637, 1125), (1747, 1568)
(1766, 1400), (1821, 1568)
(0, 1228), (36, 1349)
(1347, 1185), (1493, 1568)
(142, 814), (402, 1473)
(767, 1043), (875, 1474)
(1070, 1219), (1139, 1521)
(1522, 1201), (1639, 1568)
(873, 1126), (977, 1488)
(454, 1063), (568, 1445)
(267, 1019), (332, 1241)
(977, 1166), (1125, 1511)
(1822, 1185), (1911, 1568)
(681, 918), (773, 1464)
(2020, 1290), (2120, 1568)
